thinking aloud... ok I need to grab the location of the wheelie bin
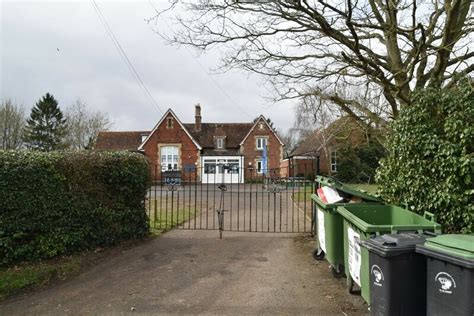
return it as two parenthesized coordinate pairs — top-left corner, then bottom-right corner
(416, 234), (474, 316)
(360, 233), (430, 316)
(312, 176), (382, 277)
(337, 204), (441, 305)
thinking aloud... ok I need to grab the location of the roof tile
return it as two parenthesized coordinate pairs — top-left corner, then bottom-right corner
(95, 131), (149, 151)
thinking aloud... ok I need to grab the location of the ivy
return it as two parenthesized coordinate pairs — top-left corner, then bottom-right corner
(376, 78), (473, 233)
(0, 150), (150, 267)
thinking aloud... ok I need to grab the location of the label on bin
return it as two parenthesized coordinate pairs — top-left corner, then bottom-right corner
(348, 226), (361, 287)
(434, 272), (456, 294)
(317, 208), (326, 253)
(371, 265), (384, 287)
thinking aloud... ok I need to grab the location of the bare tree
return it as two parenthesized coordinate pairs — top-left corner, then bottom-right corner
(64, 99), (113, 150)
(0, 99), (25, 150)
(155, 0), (473, 123)
(275, 127), (297, 157)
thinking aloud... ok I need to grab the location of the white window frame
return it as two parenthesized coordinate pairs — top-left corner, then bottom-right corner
(216, 138), (224, 149)
(330, 148), (337, 172)
(256, 137), (267, 150)
(160, 146), (179, 171)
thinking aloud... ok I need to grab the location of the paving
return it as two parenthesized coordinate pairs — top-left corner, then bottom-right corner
(0, 229), (367, 315)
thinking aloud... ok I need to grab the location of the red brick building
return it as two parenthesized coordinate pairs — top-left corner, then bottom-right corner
(281, 116), (368, 178)
(95, 105), (284, 183)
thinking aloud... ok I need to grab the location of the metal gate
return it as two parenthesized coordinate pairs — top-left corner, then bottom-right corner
(146, 165), (315, 235)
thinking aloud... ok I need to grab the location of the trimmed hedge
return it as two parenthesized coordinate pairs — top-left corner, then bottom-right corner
(376, 78), (473, 233)
(0, 151), (150, 267)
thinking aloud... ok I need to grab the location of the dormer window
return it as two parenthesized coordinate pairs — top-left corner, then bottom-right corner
(216, 138), (224, 149)
(141, 135), (147, 143)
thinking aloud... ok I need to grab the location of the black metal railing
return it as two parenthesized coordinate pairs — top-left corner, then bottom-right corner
(146, 164), (315, 234)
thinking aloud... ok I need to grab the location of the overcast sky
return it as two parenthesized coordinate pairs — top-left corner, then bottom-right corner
(1, 0), (297, 132)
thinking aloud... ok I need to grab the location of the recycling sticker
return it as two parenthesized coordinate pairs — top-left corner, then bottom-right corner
(435, 272), (456, 294)
(371, 265), (384, 287)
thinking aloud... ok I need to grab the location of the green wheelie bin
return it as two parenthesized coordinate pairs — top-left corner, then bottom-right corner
(312, 176), (382, 277)
(336, 204), (441, 305)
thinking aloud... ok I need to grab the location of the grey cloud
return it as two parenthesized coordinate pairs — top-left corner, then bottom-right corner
(1, 1), (296, 132)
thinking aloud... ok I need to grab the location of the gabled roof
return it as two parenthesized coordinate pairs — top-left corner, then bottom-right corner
(137, 109), (202, 151)
(239, 115), (284, 146)
(95, 131), (149, 151)
(290, 116), (367, 157)
(183, 123), (254, 148)
(95, 111), (285, 152)
(290, 129), (325, 156)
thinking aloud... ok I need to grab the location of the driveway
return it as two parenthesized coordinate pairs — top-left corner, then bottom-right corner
(148, 184), (314, 234)
(0, 230), (367, 315)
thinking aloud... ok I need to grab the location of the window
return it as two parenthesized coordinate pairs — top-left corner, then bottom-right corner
(256, 160), (263, 174)
(166, 117), (173, 129)
(330, 149), (337, 172)
(227, 159), (240, 174)
(204, 163), (216, 174)
(216, 138), (224, 149)
(256, 137), (267, 150)
(204, 159), (216, 174)
(160, 146), (179, 171)
(141, 135), (147, 143)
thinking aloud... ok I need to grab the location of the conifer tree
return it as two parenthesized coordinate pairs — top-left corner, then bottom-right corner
(23, 93), (67, 151)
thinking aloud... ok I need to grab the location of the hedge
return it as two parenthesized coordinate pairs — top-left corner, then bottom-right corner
(0, 150), (150, 267)
(376, 78), (473, 233)
(335, 141), (386, 183)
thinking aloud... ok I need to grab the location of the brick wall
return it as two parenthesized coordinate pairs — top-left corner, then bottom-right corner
(240, 118), (283, 180)
(280, 159), (290, 178)
(142, 113), (200, 182)
(280, 158), (317, 179)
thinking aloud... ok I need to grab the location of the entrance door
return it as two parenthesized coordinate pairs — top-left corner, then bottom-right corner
(202, 156), (243, 183)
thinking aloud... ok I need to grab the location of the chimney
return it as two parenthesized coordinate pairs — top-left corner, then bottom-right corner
(195, 104), (202, 132)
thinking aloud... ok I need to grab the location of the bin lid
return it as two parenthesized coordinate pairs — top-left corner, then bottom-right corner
(360, 233), (427, 257)
(423, 234), (474, 260)
(315, 175), (381, 204)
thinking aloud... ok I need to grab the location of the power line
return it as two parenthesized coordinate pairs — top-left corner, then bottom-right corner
(91, 0), (164, 115)
(147, 0), (253, 120)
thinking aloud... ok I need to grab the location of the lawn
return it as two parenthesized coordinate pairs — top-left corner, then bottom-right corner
(292, 186), (315, 202)
(146, 198), (196, 234)
(346, 183), (379, 194)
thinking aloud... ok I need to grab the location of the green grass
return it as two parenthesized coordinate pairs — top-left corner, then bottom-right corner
(346, 183), (379, 194)
(292, 186), (314, 202)
(0, 256), (82, 300)
(147, 198), (196, 235)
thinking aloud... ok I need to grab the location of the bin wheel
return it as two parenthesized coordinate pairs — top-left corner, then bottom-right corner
(347, 276), (360, 295)
(331, 264), (345, 278)
(312, 248), (325, 261)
